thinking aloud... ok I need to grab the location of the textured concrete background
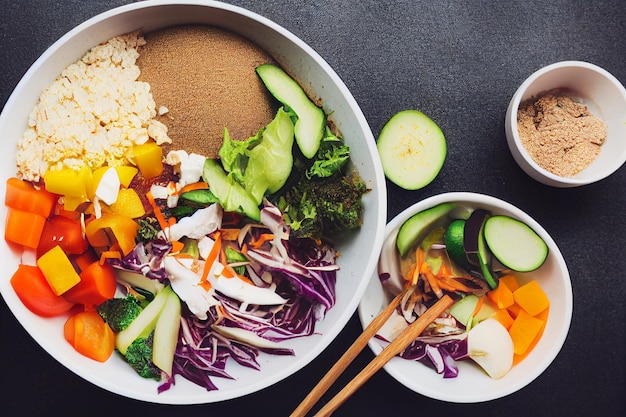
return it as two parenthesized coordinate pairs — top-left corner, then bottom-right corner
(1, 1), (624, 416)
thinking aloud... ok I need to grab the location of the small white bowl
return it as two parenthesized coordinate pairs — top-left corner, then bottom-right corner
(505, 61), (626, 187)
(357, 192), (572, 403)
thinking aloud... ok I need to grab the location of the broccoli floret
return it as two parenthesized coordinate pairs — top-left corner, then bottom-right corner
(96, 294), (142, 332)
(136, 217), (160, 244)
(276, 157), (367, 240)
(125, 333), (161, 380)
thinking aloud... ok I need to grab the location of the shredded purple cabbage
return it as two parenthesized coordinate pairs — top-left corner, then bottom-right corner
(109, 238), (171, 281)
(112, 202), (339, 392)
(401, 336), (469, 378)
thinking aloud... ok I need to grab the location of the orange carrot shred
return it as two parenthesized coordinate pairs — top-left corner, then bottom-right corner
(220, 228), (241, 241)
(177, 181), (209, 195)
(98, 250), (122, 265)
(171, 240), (185, 253)
(250, 233), (274, 248)
(146, 191), (169, 231)
(472, 295), (486, 317)
(200, 232), (221, 286)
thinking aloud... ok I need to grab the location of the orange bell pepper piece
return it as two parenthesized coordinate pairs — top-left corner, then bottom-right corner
(85, 213), (139, 256)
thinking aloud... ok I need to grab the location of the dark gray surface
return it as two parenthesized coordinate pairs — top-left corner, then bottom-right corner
(1, 1), (624, 416)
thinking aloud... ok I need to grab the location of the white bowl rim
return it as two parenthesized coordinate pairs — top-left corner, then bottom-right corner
(358, 191), (573, 403)
(0, 0), (387, 405)
(506, 60), (626, 186)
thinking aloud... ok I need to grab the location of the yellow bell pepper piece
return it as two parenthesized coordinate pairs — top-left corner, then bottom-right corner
(85, 213), (140, 256)
(109, 188), (146, 219)
(36, 245), (81, 295)
(115, 166), (139, 187)
(43, 166), (93, 198)
(131, 141), (163, 179)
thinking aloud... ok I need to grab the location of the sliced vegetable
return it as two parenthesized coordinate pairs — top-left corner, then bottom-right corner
(483, 215), (548, 272)
(376, 110), (446, 190)
(10, 264), (75, 317)
(116, 285), (174, 355)
(256, 64), (325, 159)
(508, 309), (545, 355)
(467, 318), (514, 379)
(152, 288), (181, 376)
(396, 202), (458, 257)
(37, 215), (89, 257)
(62, 260), (117, 306)
(444, 219), (470, 270)
(5, 177), (57, 218)
(64, 311), (115, 362)
(108, 188), (146, 219)
(4, 208), (46, 249)
(131, 141), (163, 178)
(85, 213), (140, 256)
(36, 245), (81, 295)
(202, 158), (260, 221)
(43, 166), (92, 198)
(487, 280), (515, 309)
(513, 280), (550, 316)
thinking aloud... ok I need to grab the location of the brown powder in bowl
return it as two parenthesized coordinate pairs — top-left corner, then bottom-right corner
(136, 25), (278, 158)
(517, 90), (607, 177)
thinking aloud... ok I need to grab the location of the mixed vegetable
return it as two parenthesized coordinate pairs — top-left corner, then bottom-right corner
(4, 63), (367, 392)
(376, 202), (550, 379)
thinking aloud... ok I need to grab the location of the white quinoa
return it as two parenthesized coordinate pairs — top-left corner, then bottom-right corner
(16, 32), (171, 182)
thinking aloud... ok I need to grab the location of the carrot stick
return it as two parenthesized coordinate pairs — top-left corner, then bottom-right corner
(200, 232), (222, 288)
(176, 181), (209, 195)
(145, 190), (169, 231)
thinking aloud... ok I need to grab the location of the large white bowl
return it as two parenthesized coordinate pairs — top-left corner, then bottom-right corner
(0, 0), (387, 405)
(358, 192), (572, 403)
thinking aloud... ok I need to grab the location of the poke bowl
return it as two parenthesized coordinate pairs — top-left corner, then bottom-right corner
(0, 0), (386, 405)
(357, 192), (572, 403)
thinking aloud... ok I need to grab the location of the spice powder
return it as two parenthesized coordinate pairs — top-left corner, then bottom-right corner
(516, 90), (607, 177)
(136, 25), (277, 159)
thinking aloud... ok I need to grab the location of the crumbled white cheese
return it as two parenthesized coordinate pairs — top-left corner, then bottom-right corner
(165, 150), (206, 187)
(16, 32), (172, 182)
(166, 204), (222, 241)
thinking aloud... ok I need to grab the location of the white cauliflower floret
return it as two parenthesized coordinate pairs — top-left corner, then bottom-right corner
(15, 31), (171, 182)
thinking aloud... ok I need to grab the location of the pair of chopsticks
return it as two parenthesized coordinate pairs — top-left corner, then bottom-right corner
(290, 291), (454, 417)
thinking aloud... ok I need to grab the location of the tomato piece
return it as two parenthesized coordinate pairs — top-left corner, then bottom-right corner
(37, 215), (89, 257)
(63, 260), (118, 306)
(10, 264), (75, 317)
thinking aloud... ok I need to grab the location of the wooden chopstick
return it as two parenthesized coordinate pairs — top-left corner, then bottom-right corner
(312, 294), (453, 416)
(290, 287), (408, 417)
(291, 291), (453, 417)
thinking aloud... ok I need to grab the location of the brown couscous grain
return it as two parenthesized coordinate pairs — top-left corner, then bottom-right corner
(136, 25), (277, 159)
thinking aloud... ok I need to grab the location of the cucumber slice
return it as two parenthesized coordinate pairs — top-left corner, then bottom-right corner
(116, 285), (173, 355)
(152, 288), (181, 377)
(202, 159), (261, 221)
(256, 64), (325, 159)
(477, 219), (499, 289)
(396, 202), (456, 257)
(377, 110), (446, 190)
(483, 215), (548, 272)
